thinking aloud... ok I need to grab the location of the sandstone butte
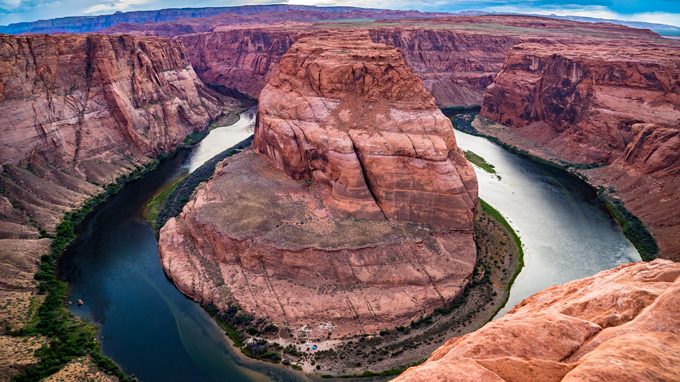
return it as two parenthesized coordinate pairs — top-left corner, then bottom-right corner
(479, 41), (680, 260)
(0, 33), (235, 377)
(158, 30), (478, 339)
(395, 259), (680, 382)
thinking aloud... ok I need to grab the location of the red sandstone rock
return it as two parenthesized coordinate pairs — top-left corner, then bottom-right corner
(158, 31), (478, 338)
(395, 259), (680, 382)
(178, 28), (299, 98)
(254, 31), (478, 229)
(479, 41), (680, 259)
(0, 33), (236, 376)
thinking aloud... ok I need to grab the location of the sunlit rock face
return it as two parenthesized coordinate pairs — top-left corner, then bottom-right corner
(158, 31), (479, 338)
(395, 259), (680, 382)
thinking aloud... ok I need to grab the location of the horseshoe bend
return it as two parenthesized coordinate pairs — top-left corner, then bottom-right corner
(158, 31), (480, 339)
(0, 4), (679, 382)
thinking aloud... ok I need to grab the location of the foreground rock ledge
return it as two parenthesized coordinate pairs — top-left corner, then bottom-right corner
(159, 31), (478, 338)
(395, 259), (680, 382)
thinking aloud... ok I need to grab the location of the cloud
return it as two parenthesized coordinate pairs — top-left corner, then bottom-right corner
(84, 0), (155, 14)
(0, 0), (22, 9)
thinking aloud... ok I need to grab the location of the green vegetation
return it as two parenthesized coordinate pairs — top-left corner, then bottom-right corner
(11, 163), (156, 382)
(464, 150), (501, 180)
(598, 190), (658, 261)
(203, 304), (283, 364)
(321, 359), (427, 378)
(143, 175), (187, 229)
(155, 136), (253, 231)
(479, 199), (525, 292)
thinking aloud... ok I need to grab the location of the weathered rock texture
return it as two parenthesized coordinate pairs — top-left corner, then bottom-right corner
(479, 42), (680, 259)
(0, 33), (235, 378)
(395, 259), (680, 382)
(159, 32), (478, 338)
(254, 31), (478, 228)
(178, 29), (299, 98)
(145, 15), (660, 108)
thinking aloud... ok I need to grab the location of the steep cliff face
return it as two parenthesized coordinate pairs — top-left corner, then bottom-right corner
(479, 42), (680, 259)
(159, 31), (478, 339)
(0, 33), (235, 376)
(255, 31), (478, 228)
(368, 29), (524, 107)
(178, 29), (299, 98)
(395, 259), (680, 382)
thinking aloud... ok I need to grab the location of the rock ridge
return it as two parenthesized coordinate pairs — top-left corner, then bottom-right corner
(395, 259), (680, 382)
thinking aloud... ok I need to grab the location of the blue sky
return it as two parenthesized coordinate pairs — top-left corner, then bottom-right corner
(1, 0), (679, 26)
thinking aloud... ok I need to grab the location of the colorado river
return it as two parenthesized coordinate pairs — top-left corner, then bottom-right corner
(57, 108), (640, 381)
(453, 127), (641, 315)
(59, 109), (309, 382)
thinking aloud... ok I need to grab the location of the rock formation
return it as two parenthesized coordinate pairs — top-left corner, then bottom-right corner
(254, 31), (478, 228)
(127, 14), (660, 109)
(395, 259), (680, 382)
(178, 28), (299, 98)
(159, 31), (478, 338)
(0, 33), (236, 378)
(479, 41), (680, 259)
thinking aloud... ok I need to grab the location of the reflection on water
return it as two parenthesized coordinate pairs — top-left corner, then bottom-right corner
(452, 129), (641, 316)
(59, 110), (310, 382)
(187, 108), (256, 173)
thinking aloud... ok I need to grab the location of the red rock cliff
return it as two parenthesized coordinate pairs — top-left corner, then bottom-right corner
(0, 33), (236, 372)
(395, 259), (680, 382)
(479, 42), (680, 259)
(178, 28), (299, 98)
(254, 30), (478, 229)
(158, 31), (478, 339)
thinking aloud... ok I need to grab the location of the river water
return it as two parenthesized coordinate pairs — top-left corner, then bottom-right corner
(58, 109), (640, 381)
(453, 129), (641, 315)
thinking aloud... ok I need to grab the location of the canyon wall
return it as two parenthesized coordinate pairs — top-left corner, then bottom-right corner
(479, 41), (680, 259)
(159, 31), (478, 339)
(178, 29), (299, 98)
(395, 259), (680, 382)
(0, 33), (235, 377)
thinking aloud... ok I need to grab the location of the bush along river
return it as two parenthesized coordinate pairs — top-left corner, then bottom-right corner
(56, 107), (640, 381)
(58, 108), (311, 382)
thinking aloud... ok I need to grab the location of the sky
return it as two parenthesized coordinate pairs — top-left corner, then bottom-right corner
(1, 0), (679, 27)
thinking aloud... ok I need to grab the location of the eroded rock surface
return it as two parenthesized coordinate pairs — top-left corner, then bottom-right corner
(395, 259), (680, 382)
(0, 33), (236, 377)
(479, 42), (680, 259)
(255, 31), (478, 228)
(159, 31), (478, 338)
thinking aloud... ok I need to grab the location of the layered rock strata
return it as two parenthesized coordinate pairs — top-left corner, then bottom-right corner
(254, 31), (478, 228)
(154, 15), (660, 108)
(0, 33), (234, 377)
(395, 259), (680, 382)
(159, 31), (478, 338)
(479, 42), (680, 259)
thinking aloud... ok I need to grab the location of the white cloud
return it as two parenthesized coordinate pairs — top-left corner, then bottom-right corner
(84, 0), (154, 14)
(0, 0), (22, 9)
(626, 12), (680, 27)
(482, 4), (680, 27)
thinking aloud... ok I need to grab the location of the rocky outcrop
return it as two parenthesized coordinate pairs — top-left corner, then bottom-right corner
(0, 33), (236, 378)
(479, 42), (680, 259)
(254, 31), (478, 228)
(159, 31), (478, 338)
(395, 259), (680, 382)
